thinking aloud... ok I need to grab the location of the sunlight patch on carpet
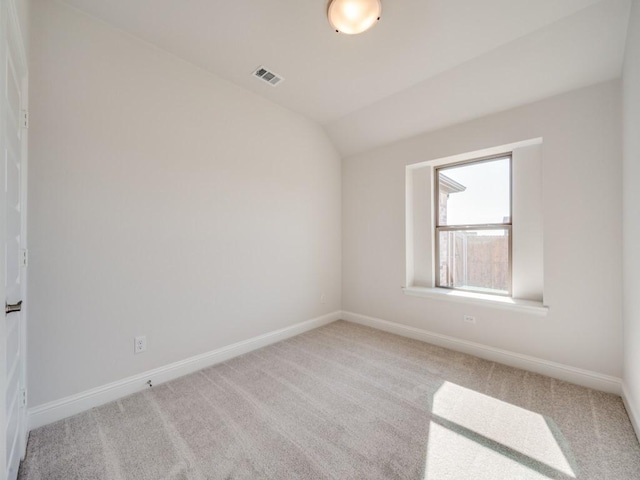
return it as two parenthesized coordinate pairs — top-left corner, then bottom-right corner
(424, 381), (576, 479)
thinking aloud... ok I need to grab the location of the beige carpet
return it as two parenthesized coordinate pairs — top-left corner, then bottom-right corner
(19, 320), (640, 479)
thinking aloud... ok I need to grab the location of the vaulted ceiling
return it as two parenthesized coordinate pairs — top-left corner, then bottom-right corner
(61, 0), (632, 156)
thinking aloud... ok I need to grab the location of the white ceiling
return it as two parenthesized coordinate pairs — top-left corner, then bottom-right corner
(61, 0), (632, 156)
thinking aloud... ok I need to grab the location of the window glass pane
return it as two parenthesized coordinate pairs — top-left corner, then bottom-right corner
(438, 157), (510, 226)
(437, 228), (510, 295)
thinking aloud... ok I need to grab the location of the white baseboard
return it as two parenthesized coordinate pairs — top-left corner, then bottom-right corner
(622, 383), (640, 441)
(341, 311), (622, 395)
(29, 309), (626, 432)
(28, 311), (341, 431)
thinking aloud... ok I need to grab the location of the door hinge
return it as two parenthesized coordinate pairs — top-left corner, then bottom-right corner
(21, 389), (27, 408)
(20, 249), (28, 267)
(21, 110), (28, 129)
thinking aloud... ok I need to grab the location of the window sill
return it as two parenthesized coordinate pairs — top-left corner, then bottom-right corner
(402, 287), (549, 316)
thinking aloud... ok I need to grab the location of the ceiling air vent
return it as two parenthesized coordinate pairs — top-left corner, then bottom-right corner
(253, 66), (284, 87)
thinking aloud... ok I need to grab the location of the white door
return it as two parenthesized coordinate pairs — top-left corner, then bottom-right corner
(1, 0), (28, 478)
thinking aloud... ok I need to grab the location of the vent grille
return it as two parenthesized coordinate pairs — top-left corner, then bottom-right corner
(253, 66), (284, 87)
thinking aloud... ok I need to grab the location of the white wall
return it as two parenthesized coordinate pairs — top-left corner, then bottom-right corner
(623, 0), (640, 431)
(27, 0), (341, 407)
(343, 80), (623, 377)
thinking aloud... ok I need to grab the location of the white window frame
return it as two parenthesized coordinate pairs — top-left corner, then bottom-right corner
(403, 138), (547, 315)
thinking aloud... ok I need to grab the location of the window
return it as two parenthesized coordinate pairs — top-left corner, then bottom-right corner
(405, 140), (544, 312)
(435, 154), (512, 296)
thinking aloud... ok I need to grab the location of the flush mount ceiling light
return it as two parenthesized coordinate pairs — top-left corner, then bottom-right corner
(328, 0), (382, 35)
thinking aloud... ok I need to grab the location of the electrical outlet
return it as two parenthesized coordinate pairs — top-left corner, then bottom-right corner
(464, 315), (477, 325)
(134, 335), (147, 354)
(321, 293), (327, 304)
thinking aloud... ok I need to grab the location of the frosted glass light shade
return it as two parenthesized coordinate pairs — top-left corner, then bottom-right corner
(328, 0), (382, 34)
